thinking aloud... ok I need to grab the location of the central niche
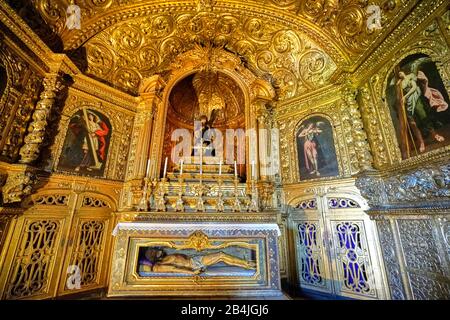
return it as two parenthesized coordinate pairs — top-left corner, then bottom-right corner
(162, 71), (246, 173)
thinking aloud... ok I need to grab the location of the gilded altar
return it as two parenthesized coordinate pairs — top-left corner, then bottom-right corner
(108, 222), (281, 297)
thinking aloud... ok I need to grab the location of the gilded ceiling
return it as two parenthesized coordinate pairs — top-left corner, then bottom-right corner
(24, 0), (412, 98)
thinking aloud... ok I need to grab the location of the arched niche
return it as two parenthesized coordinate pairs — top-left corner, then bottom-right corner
(148, 45), (275, 180)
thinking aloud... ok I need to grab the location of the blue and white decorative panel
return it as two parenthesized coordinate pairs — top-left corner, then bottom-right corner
(332, 221), (377, 298)
(296, 221), (328, 291)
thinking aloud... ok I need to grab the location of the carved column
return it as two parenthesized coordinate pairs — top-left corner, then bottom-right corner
(138, 77), (164, 179)
(122, 76), (164, 210)
(249, 79), (276, 182)
(342, 86), (374, 173)
(127, 75), (164, 181)
(18, 74), (63, 164)
(256, 101), (270, 182)
(358, 83), (390, 168)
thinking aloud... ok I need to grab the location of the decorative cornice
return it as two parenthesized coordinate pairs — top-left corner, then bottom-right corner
(71, 74), (138, 112)
(355, 160), (450, 210)
(0, 2), (54, 66)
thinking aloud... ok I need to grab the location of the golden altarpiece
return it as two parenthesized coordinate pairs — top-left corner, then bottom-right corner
(0, 0), (449, 299)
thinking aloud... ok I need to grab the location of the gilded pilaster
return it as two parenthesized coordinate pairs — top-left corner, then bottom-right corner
(358, 82), (391, 169)
(342, 86), (374, 173)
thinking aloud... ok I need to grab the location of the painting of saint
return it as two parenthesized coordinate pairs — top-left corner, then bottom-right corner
(57, 109), (111, 176)
(296, 116), (339, 180)
(386, 54), (450, 159)
(137, 246), (257, 277)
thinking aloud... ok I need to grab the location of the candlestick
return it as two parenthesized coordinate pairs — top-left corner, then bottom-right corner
(219, 160), (222, 176)
(180, 159), (184, 175)
(234, 160), (237, 177)
(199, 139), (203, 175)
(163, 157), (168, 178)
(146, 159), (151, 177)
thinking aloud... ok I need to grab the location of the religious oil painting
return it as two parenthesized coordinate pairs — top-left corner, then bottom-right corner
(386, 53), (450, 160)
(137, 245), (257, 278)
(57, 109), (111, 177)
(296, 116), (339, 181)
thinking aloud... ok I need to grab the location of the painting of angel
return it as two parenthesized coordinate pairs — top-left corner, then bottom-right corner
(57, 109), (111, 177)
(296, 116), (339, 180)
(386, 54), (450, 159)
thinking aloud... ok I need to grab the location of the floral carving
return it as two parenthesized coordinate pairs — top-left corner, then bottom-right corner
(356, 162), (450, 208)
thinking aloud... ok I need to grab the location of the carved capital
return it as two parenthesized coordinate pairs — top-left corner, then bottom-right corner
(341, 85), (374, 172)
(1, 166), (38, 204)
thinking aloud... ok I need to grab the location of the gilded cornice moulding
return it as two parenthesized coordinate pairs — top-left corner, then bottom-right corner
(0, 1), (54, 66)
(274, 84), (342, 120)
(355, 160), (450, 210)
(72, 74), (139, 111)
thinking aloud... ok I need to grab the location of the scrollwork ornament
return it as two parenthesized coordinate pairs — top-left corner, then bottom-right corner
(2, 168), (37, 204)
(376, 220), (406, 300)
(356, 162), (450, 209)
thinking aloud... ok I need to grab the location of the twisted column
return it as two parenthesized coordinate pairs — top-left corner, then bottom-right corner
(19, 74), (63, 164)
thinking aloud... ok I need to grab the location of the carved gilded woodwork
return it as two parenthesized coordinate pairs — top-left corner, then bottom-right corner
(351, 0), (448, 85)
(76, 9), (336, 98)
(287, 187), (389, 299)
(0, 41), (43, 162)
(371, 211), (450, 300)
(27, 0), (412, 62)
(1, 165), (37, 205)
(357, 82), (392, 168)
(18, 74), (64, 164)
(341, 86), (374, 171)
(0, 177), (117, 299)
(277, 95), (350, 184)
(356, 161), (450, 209)
(356, 9), (450, 168)
(0, 0), (450, 300)
(108, 223), (281, 297)
(3, 219), (62, 299)
(146, 45), (275, 181)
